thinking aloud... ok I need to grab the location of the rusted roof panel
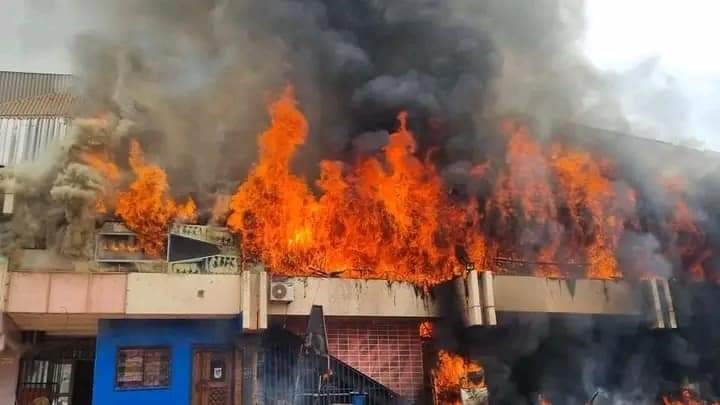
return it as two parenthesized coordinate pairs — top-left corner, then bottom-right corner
(0, 71), (74, 104)
(0, 93), (77, 118)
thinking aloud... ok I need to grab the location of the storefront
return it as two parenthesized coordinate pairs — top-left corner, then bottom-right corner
(16, 337), (95, 405)
(92, 318), (241, 405)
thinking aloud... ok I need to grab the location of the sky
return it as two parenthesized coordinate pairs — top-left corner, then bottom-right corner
(0, 0), (718, 149)
(584, 0), (720, 149)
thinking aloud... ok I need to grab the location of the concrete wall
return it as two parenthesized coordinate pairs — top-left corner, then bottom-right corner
(268, 278), (437, 317)
(493, 275), (644, 315)
(0, 354), (19, 405)
(284, 317), (426, 402)
(6, 272), (126, 314)
(125, 273), (242, 316)
(6, 270), (651, 336)
(0, 257), (7, 313)
(326, 318), (425, 401)
(93, 319), (240, 405)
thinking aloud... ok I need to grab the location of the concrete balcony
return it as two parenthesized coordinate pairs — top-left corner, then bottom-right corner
(451, 271), (676, 330)
(1, 258), (680, 337)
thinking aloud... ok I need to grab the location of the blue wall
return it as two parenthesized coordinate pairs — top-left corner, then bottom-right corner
(92, 318), (239, 405)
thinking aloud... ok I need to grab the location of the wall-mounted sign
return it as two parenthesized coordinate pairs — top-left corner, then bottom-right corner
(210, 359), (225, 381)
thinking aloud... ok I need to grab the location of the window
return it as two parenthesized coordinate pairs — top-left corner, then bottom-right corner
(17, 359), (73, 405)
(116, 347), (170, 389)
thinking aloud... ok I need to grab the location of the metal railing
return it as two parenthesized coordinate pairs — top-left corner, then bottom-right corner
(169, 223), (236, 248)
(169, 254), (240, 274)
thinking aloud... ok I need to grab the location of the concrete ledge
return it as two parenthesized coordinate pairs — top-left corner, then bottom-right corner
(6, 272), (127, 314)
(492, 275), (644, 315)
(125, 273), (242, 316)
(4, 269), (656, 335)
(268, 277), (437, 317)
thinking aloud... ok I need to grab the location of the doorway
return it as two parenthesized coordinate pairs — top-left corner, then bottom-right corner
(16, 338), (95, 405)
(191, 348), (234, 405)
(71, 360), (93, 405)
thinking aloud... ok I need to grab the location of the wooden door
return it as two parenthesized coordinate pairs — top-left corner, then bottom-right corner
(192, 349), (234, 405)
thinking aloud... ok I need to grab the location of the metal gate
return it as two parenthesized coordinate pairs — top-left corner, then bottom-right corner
(261, 329), (406, 405)
(16, 338), (95, 405)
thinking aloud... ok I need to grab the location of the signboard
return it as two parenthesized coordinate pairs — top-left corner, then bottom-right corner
(210, 359), (225, 381)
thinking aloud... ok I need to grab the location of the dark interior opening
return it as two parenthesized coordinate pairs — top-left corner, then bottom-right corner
(71, 360), (94, 405)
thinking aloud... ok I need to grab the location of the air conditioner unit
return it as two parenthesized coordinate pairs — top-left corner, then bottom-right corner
(270, 281), (294, 302)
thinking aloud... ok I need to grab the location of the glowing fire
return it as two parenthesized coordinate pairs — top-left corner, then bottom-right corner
(481, 120), (636, 279)
(228, 87), (484, 286)
(79, 86), (715, 283)
(661, 387), (711, 405)
(114, 140), (197, 256)
(81, 151), (121, 182)
(538, 394), (553, 405)
(432, 350), (484, 404)
(550, 144), (632, 279)
(101, 237), (141, 253)
(81, 150), (121, 215)
(419, 321), (434, 339)
(664, 176), (709, 281)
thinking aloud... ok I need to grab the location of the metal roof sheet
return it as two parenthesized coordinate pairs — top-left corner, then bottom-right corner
(0, 71), (74, 104)
(0, 93), (77, 117)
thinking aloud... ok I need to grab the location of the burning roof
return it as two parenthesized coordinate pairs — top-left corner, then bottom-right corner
(2, 85), (719, 287)
(1, 0), (719, 287)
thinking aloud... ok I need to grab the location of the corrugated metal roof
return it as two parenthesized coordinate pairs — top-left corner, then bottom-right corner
(0, 93), (77, 118)
(0, 71), (74, 104)
(0, 116), (70, 166)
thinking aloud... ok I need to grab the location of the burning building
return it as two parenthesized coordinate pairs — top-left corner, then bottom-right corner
(1, 1), (720, 404)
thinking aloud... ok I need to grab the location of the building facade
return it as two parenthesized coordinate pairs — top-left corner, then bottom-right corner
(93, 319), (241, 405)
(0, 71), (710, 404)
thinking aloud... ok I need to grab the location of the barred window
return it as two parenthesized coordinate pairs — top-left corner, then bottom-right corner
(116, 347), (170, 389)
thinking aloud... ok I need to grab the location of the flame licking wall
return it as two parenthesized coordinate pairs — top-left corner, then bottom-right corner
(3, 0), (719, 284)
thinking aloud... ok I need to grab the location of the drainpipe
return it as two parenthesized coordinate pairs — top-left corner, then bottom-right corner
(646, 279), (665, 329)
(466, 270), (483, 326)
(257, 270), (268, 330)
(657, 278), (677, 329)
(481, 271), (497, 326)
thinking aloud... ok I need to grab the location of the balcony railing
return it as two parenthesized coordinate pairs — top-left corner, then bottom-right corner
(169, 223), (236, 249)
(168, 254), (240, 274)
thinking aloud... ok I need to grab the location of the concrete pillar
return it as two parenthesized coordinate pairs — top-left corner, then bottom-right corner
(0, 353), (19, 404)
(239, 335), (262, 405)
(0, 257), (8, 313)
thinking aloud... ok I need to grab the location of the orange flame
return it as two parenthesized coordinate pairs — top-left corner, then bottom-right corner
(80, 151), (121, 182)
(489, 121), (561, 277)
(101, 237), (141, 253)
(432, 350), (484, 404)
(485, 120), (635, 279)
(115, 140), (197, 257)
(419, 321), (434, 339)
(81, 150), (121, 214)
(551, 144), (631, 279)
(662, 388), (705, 405)
(538, 394), (553, 405)
(664, 176), (708, 281)
(79, 88), (714, 283)
(228, 87), (484, 286)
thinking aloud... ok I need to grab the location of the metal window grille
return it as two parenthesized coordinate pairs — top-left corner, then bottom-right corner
(261, 329), (407, 405)
(16, 338), (95, 405)
(115, 347), (171, 389)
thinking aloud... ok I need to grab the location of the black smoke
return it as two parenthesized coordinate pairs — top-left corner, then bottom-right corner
(68, 0), (607, 197)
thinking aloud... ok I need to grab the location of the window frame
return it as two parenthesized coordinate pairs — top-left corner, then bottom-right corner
(115, 346), (171, 390)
